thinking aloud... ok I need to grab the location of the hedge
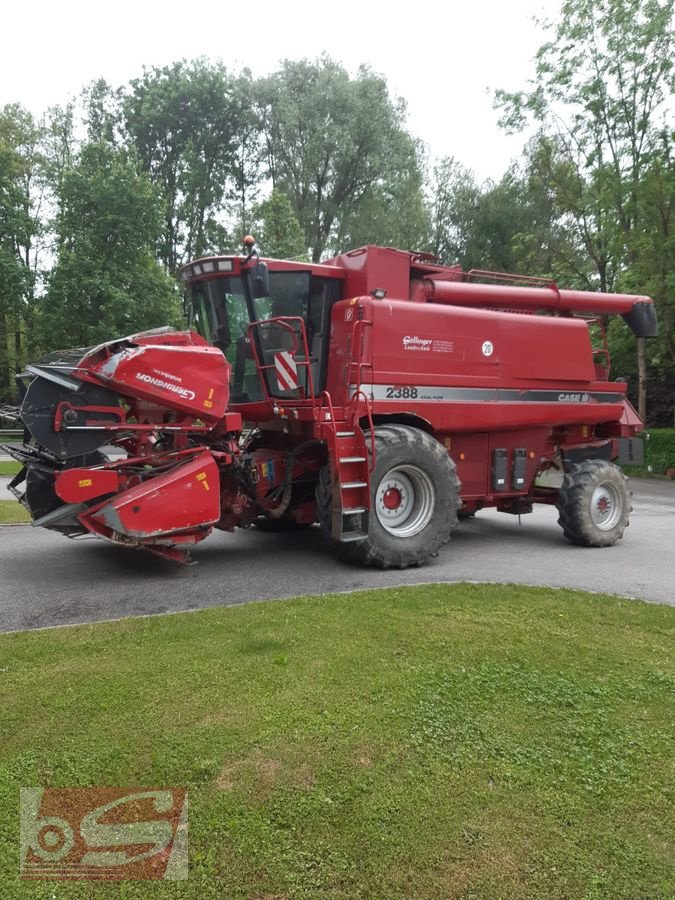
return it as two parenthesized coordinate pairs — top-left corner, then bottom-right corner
(639, 428), (675, 475)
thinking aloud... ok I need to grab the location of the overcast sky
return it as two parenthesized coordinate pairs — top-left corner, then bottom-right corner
(1, 0), (560, 181)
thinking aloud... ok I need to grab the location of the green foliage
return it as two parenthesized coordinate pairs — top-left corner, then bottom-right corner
(494, 0), (675, 423)
(429, 155), (585, 280)
(0, 104), (42, 400)
(619, 136), (675, 378)
(333, 134), (431, 253)
(81, 78), (123, 145)
(644, 428), (675, 472)
(38, 142), (180, 349)
(431, 159), (534, 271)
(251, 190), (307, 259)
(124, 59), (245, 272)
(256, 57), (419, 261)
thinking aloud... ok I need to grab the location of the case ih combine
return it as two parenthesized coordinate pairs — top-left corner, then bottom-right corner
(2, 242), (657, 566)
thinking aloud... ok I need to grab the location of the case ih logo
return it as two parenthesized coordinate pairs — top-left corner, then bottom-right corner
(20, 788), (188, 881)
(402, 335), (432, 351)
(558, 392), (590, 402)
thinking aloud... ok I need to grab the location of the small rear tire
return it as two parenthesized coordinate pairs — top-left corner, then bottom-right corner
(556, 459), (631, 547)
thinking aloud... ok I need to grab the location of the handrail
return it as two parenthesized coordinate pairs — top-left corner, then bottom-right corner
(247, 316), (316, 401)
(346, 317), (373, 400)
(350, 388), (376, 470)
(344, 317), (375, 466)
(317, 390), (337, 436)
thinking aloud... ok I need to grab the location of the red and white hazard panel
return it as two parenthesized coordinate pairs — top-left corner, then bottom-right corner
(274, 351), (299, 391)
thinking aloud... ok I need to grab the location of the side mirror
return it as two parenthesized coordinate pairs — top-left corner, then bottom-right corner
(252, 260), (269, 298)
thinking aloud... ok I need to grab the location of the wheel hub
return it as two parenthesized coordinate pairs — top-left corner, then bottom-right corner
(375, 465), (435, 538)
(590, 482), (622, 530)
(382, 487), (402, 510)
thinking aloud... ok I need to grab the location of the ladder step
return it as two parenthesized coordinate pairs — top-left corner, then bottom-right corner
(343, 507), (366, 515)
(341, 481), (368, 489)
(339, 456), (366, 463)
(340, 531), (368, 542)
(337, 430), (355, 437)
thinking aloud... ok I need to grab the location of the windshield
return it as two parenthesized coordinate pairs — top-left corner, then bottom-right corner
(190, 270), (313, 402)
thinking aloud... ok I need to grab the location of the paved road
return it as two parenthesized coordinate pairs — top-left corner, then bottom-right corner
(0, 478), (673, 633)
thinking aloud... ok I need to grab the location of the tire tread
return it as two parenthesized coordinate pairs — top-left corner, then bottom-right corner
(317, 424), (460, 569)
(556, 459), (632, 547)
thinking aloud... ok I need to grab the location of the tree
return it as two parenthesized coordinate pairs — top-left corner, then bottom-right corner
(429, 156), (565, 275)
(333, 133), (430, 253)
(430, 158), (501, 268)
(0, 105), (43, 400)
(618, 133), (675, 424)
(495, 0), (675, 422)
(228, 70), (265, 243)
(124, 59), (244, 273)
(256, 57), (415, 261)
(82, 78), (124, 145)
(251, 190), (306, 260)
(39, 142), (179, 351)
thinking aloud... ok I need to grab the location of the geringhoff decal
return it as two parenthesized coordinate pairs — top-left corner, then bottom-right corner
(135, 372), (196, 400)
(152, 367), (183, 383)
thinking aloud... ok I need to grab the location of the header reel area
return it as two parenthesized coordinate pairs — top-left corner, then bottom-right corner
(4, 361), (125, 535)
(2, 331), (248, 561)
(20, 372), (122, 460)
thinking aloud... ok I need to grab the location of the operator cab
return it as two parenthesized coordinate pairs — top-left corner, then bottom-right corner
(182, 253), (341, 404)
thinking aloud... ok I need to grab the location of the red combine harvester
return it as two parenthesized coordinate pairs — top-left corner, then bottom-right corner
(2, 242), (658, 566)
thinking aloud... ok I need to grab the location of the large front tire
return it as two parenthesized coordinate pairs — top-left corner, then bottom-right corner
(318, 425), (460, 568)
(556, 459), (631, 547)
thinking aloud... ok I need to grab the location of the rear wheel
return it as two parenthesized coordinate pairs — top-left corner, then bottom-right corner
(318, 425), (460, 568)
(556, 459), (631, 547)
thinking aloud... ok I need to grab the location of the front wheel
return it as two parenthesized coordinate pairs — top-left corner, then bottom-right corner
(556, 459), (631, 547)
(319, 425), (460, 568)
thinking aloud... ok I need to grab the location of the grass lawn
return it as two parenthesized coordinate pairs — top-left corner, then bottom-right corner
(0, 460), (29, 523)
(0, 500), (29, 524)
(0, 584), (673, 898)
